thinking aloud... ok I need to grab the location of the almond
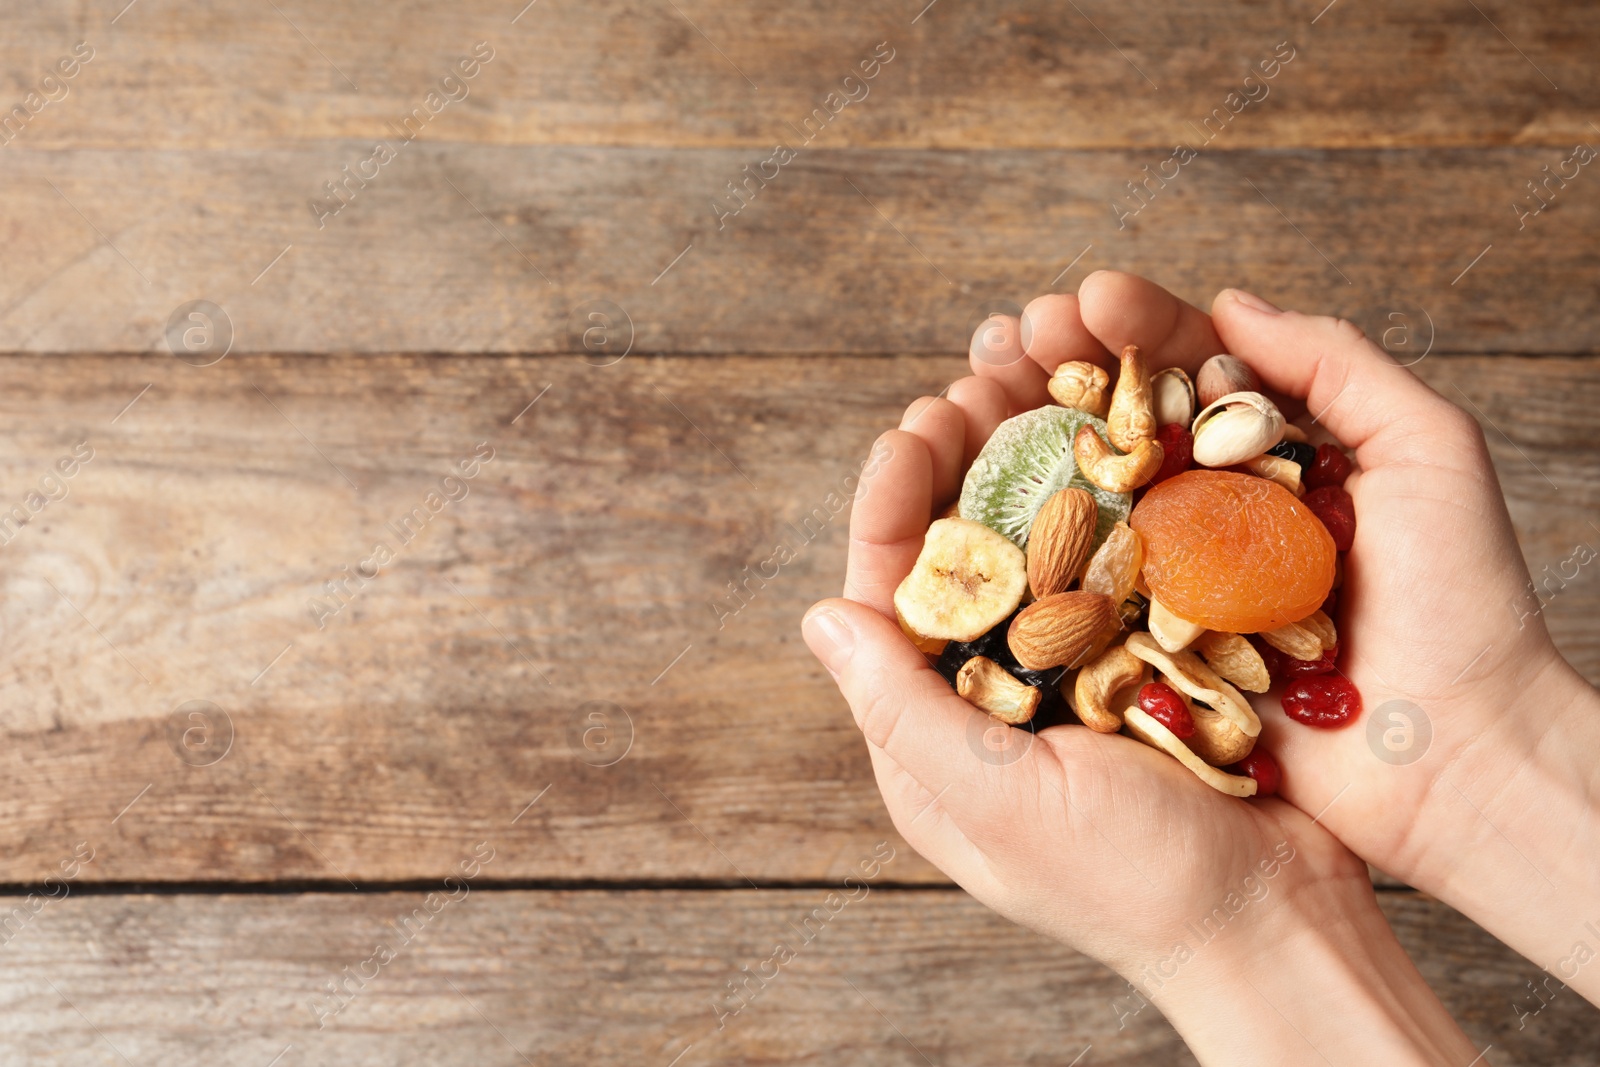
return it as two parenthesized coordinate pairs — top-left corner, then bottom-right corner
(1007, 591), (1118, 671)
(1026, 488), (1098, 598)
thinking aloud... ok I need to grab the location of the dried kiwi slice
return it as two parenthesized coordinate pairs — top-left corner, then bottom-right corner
(959, 406), (1131, 549)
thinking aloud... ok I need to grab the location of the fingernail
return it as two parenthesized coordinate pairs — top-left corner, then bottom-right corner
(803, 608), (855, 675)
(1226, 288), (1282, 315)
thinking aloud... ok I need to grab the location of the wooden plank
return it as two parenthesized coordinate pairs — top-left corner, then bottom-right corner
(0, 889), (1593, 1065)
(0, 353), (1592, 883)
(1, 1), (1593, 150)
(0, 147), (1598, 355)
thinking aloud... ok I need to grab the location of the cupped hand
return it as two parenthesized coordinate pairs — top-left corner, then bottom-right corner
(799, 286), (1369, 981)
(964, 272), (1600, 1008)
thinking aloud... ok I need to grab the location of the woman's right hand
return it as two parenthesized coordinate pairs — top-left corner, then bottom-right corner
(990, 272), (1600, 1014)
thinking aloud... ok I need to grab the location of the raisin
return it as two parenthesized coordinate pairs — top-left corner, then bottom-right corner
(1149, 423), (1194, 485)
(1137, 682), (1195, 738)
(1267, 440), (1317, 477)
(1283, 675), (1362, 728)
(937, 617), (1067, 719)
(1228, 750), (1282, 795)
(1302, 485), (1356, 552)
(1250, 635), (1286, 685)
(1305, 443), (1353, 490)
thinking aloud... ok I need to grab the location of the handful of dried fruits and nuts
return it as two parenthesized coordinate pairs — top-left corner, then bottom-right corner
(895, 346), (1361, 797)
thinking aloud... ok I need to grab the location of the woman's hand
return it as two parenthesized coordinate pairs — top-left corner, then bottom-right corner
(1204, 284), (1600, 1012)
(801, 274), (1486, 1064)
(967, 269), (1600, 1013)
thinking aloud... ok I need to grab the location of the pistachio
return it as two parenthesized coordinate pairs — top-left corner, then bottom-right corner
(1196, 354), (1261, 408)
(1047, 361), (1111, 418)
(1190, 391), (1285, 468)
(1107, 345), (1157, 452)
(1239, 453), (1303, 496)
(1150, 367), (1196, 428)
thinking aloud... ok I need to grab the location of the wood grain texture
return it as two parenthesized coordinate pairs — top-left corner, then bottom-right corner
(0, 352), (1591, 884)
(1, 0), (1593, 150)
(0, 889), (1594, 1066)
(0, 147), (1597, 354)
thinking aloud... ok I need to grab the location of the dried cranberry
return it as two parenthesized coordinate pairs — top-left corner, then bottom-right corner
(1150, 423), (1194, 484)
(1281, 644), (1339, 678)
(1137, 682), (1195, 738)
(1305, 443), (1352, 490)
(1282, 675), (1362, 728)
(1228, 750), (1282, 795)
(1319, 588), (1339, 618)
(1303, 485), (1356, 552)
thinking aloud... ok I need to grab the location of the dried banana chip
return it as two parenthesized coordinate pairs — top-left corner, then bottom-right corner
(1124, 707), (1258, 797)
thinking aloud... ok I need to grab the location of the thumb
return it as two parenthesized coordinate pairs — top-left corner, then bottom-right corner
(1210, 289), (1467, 459)
(801, 598), (1013, 786)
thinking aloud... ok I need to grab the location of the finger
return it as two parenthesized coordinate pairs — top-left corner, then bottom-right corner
(969, 313), (1051, 414)
(843, 430), (931, 617)
(1020, 293), (1113, 376)
(802, 597), (1039, 791)
(1077, 270), (1225, 374)
(946, 375), (1008, 468)
(1210, 289), (1465, 457)
(899, 396), (966, 509)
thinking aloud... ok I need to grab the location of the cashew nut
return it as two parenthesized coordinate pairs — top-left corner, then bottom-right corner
(1070, 642), (1146, 733)
(1156, 672), (1257, 765)
(1125, 632), (1260, 738)
(956, 656), (1042, 725)
(1194, 631), (1271, 693)
(1073, 425), (1164, 494)
(1107, 344), (1157, 453)
(1259, 609), (1337, 661)
(1123, 706), (1258, 797)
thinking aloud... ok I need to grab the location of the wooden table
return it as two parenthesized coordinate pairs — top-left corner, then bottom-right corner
(2, 1), (1597, 1063)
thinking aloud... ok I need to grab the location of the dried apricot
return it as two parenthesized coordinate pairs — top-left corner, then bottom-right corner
(1130, 470), (1336, 632)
